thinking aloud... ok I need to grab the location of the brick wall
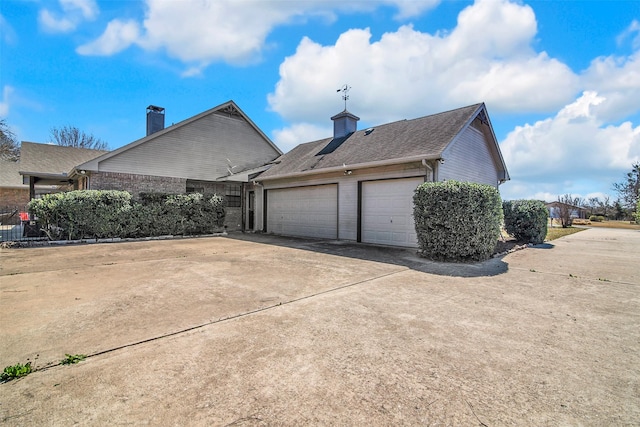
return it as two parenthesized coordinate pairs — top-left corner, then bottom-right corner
(89, 171), (243, 231)
(89, 171), (186, 197)
(0, 188), (30, 209)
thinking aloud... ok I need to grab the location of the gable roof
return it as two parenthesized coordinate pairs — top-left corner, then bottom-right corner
(259, 103), (505, 180)
(76, 100), (282, 174)
(18, 142), (108, 176)
(3, 142), (107, 187)
(0, 159), (24, 188)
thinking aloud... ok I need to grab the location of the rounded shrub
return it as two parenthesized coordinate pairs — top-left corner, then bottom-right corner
(413, 180), (503, 262)
(502, 199), (548, 244)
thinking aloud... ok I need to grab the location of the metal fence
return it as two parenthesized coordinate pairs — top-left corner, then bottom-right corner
(0, 206), (46, 242)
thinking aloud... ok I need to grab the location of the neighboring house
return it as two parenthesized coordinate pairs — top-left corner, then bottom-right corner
(546, 202), (588, 220)
(0, 142), (106, 213)
(252, 103), (510, 248)
(65, 101), (283, 230)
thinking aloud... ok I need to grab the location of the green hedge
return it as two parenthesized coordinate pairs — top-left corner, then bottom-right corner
(28, 190), (225, 240)
(503, 199), (549, 244)
(413, 181), (503, 262)
(589, 215), (605, 222)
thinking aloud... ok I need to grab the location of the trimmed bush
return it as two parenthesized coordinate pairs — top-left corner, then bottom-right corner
(128, 193), (225, 237)
(503, 199), (549, 244)
(29, 190), (132, 240)
(413, 180), (503, 262)
(28, 190), (225, 240)
(589, 215), (605, 222)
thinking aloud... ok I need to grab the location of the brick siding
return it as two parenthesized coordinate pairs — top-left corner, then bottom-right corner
(89, 171), (243, 231)
(89, 171), (186, 196)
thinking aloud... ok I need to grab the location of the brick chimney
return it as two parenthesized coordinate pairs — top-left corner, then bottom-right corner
(146, 105), (165, 136)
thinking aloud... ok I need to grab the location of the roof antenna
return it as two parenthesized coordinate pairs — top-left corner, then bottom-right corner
(336, 84), (351, 111)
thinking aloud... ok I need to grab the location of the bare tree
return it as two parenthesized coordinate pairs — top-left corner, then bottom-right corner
(49, 125), (109, 151)
(557, 194), (581, 228)
(613, 163), (640, 210)
(0, 119), (20, 161)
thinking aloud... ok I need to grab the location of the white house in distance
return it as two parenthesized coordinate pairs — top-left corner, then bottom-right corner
(250, 103), (510, 248)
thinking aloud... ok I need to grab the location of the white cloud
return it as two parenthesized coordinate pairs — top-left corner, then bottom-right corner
(272, 123), (331, 153)
(0, 85), (14, 117)
(499, 91), (640, 200)
(268, 0), (579, 126)
(385, 0), (441, 20)
(39, 0), (98, 33)
(581, 50), (640, 122)
(617, 19), (640, 50)
(76, 19), (140, 56)
(0, 14), (17, 45)
(76, 0), (440, 71)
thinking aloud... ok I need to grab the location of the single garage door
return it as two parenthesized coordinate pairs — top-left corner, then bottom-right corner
(361, 177), (424, 247)
(267, 184), (338, 239)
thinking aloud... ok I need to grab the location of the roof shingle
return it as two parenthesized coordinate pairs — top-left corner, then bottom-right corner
(260, 103), (482, 179)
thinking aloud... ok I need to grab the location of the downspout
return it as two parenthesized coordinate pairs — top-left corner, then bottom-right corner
(422, 159), (434, 182)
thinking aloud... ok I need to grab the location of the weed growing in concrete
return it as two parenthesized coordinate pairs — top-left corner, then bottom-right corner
(61, 354), (86, 365)
(1, 362), (32, 383)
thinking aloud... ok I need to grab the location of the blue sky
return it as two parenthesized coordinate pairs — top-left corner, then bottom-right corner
(1, 0), (639, 202)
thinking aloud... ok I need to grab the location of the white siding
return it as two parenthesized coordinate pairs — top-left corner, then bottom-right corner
(98, 113), (280, 181)
(439, 126), (499, 187)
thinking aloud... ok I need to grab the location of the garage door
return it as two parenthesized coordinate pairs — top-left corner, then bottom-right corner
(267, 185), (338, 239)
(361, 177), (423, 247)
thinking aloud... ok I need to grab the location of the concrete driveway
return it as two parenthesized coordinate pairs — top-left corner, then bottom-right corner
(1, 228), (638, 425)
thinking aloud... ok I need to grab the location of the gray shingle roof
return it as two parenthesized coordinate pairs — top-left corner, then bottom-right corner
(19, 142), (108, 175)
(0, 142), (108, 188)
(259, 103), (483, 179)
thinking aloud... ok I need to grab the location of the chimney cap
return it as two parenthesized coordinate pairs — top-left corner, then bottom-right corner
(147, 105), (165, 112)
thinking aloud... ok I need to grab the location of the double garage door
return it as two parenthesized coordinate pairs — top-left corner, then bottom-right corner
(266, 177), (422, 247)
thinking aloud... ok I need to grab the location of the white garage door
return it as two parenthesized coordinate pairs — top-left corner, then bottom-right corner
(267, 185), (338, 239)
(361, 177), (423, 247)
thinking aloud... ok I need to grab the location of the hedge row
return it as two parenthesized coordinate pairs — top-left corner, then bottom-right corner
(502, 199), (548, 244)
(28, 190), (225, 240)
(413, 181), (503, 262)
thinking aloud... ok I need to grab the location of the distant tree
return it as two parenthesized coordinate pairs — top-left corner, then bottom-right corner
(613, 163), (640, 210)
(49, 125), (109, 151)
(557, 194), (581, 228)
(598, 195), (612, 218)
(0, 119), (20, 161)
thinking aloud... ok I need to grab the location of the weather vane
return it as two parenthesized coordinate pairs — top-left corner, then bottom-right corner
(336, 84), (351, 110)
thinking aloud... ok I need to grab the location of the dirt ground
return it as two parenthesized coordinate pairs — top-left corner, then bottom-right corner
(1, 228), (639, 426)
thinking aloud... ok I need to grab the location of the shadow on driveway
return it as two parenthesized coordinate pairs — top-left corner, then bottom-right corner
(227, 232), (520, 278)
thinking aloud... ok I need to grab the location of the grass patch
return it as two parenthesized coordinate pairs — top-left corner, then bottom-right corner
(546, 227), (586, 241)
(586, 220), (640, 230)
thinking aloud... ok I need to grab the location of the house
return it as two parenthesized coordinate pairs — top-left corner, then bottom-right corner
(546, 202), (588, 220)
(64, 101), (283, 230)
(0, 143), (107, 216)
(251, 103), (510, 248)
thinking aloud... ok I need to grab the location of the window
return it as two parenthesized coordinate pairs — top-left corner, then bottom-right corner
(226, 184), (241, 207)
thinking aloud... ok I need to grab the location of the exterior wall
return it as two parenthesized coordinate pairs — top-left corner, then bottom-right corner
(439, 126), (500, 187)
(88, 171), (244, 231)
(0, 188), (30, 210)
(260, 162), (427, 241)
(89, 171), (186, 196)
(94, 112), (280, 182)
(225, 207), (242, 231)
